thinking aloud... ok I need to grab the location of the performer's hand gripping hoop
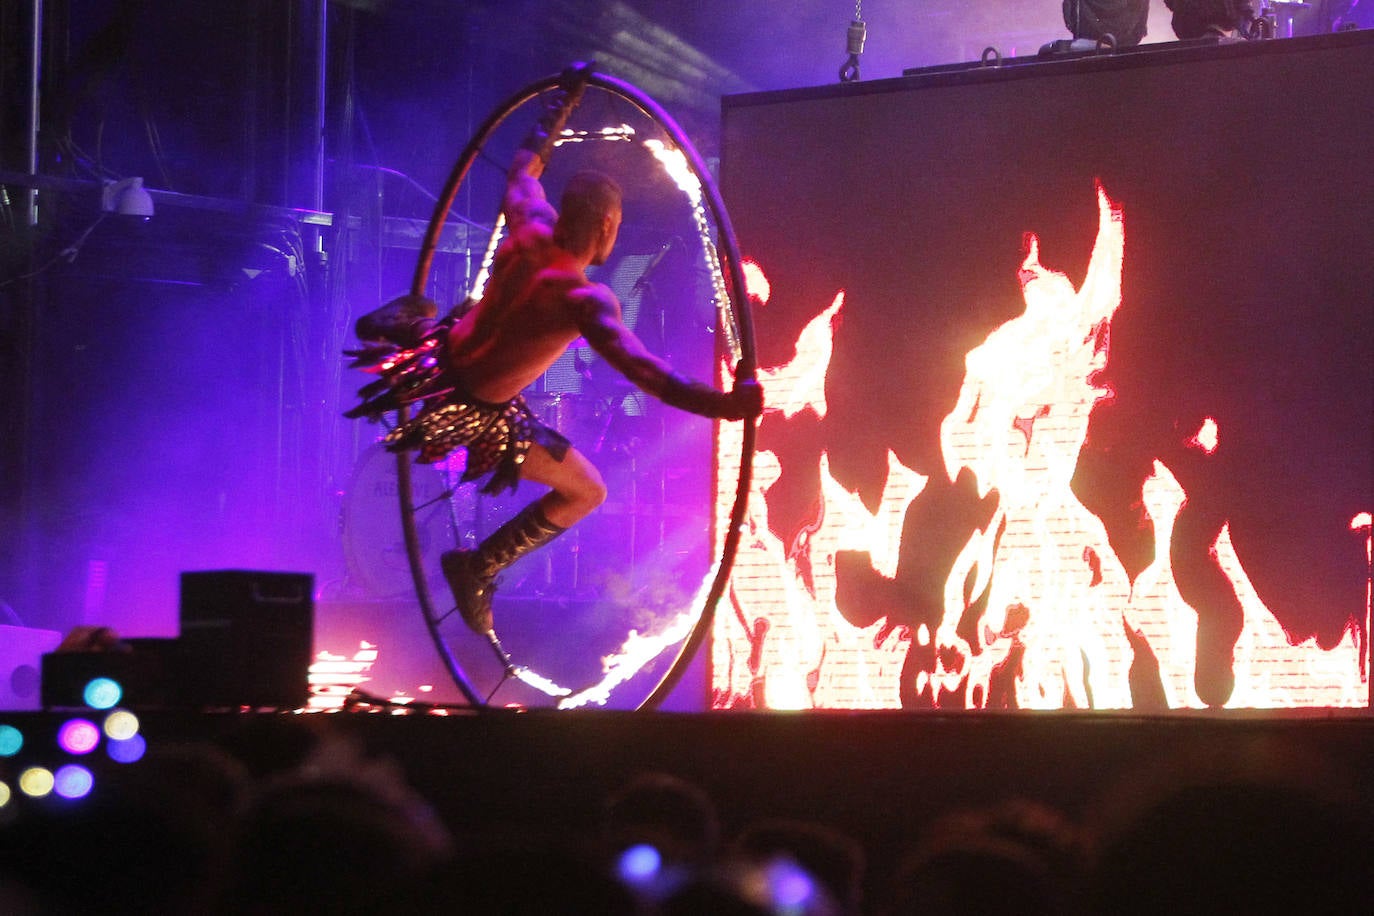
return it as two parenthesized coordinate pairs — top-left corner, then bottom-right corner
(520, 61), (596, 167)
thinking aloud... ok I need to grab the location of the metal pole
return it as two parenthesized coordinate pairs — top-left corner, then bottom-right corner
(25, 0), (44, 226)
(312, 0), (328, 255)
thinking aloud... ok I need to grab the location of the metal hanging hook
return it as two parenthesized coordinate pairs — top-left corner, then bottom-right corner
(839, 1), (866, 82)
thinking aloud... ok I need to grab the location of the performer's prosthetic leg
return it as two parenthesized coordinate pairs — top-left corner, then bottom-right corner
(442, 502), (568, 634)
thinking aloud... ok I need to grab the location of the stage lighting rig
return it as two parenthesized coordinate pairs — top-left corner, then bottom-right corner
(1042, 0), (1151, 54)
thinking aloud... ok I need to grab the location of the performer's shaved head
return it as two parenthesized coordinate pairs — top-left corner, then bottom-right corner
(555, 170), (622, 255)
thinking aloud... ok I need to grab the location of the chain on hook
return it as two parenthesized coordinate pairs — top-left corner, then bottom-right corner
(839, 0), (866, 82)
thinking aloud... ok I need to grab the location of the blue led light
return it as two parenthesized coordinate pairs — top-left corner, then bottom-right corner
(0, 724), (22, 757)
(106, 733), (146, 764)
(766, 858), (819, 912)
(83, 677), (123, 710)
(53, 765), (95, 800)
(616, 843), (662, 885)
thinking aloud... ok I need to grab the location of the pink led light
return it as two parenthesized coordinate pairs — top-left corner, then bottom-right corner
(56, 719), (102, 755)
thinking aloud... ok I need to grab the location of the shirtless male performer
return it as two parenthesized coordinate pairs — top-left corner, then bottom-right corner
(347, 66), (762, 636)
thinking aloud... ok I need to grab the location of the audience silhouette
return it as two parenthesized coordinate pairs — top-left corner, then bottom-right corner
(2, 722), (1371, 915)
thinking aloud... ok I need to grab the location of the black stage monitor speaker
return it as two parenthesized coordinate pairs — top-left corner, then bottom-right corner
(179, 570), (314, 709)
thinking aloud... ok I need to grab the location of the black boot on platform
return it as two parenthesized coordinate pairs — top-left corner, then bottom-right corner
(441, 503), (567, 634)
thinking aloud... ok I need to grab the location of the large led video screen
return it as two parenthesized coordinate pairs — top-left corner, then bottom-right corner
(714, 33), (1373, 710)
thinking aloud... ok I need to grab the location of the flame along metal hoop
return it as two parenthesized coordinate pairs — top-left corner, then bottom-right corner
(394, 69), (758, 710)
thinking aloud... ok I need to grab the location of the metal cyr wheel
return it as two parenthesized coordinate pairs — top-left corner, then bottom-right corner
(391, 68), (757, 710)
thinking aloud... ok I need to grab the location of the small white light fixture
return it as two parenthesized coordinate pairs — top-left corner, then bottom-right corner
(100, 176), (154, 218)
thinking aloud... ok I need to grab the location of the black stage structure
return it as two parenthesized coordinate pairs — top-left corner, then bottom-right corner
(713, 29), (1373, 713)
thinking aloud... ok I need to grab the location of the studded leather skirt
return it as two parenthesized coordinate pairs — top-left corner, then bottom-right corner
(345, 328), (569, 495)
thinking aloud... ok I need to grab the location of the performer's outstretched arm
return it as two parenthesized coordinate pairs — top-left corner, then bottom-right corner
(572, 283), (761, 420)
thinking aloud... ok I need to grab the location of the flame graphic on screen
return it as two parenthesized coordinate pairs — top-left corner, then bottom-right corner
(713, 184), (1369, 710)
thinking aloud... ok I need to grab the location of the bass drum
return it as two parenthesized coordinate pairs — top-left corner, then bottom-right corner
(341, 445), (475, 599)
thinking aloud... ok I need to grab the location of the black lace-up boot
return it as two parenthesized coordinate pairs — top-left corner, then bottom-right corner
(441, 502), (567, 634)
